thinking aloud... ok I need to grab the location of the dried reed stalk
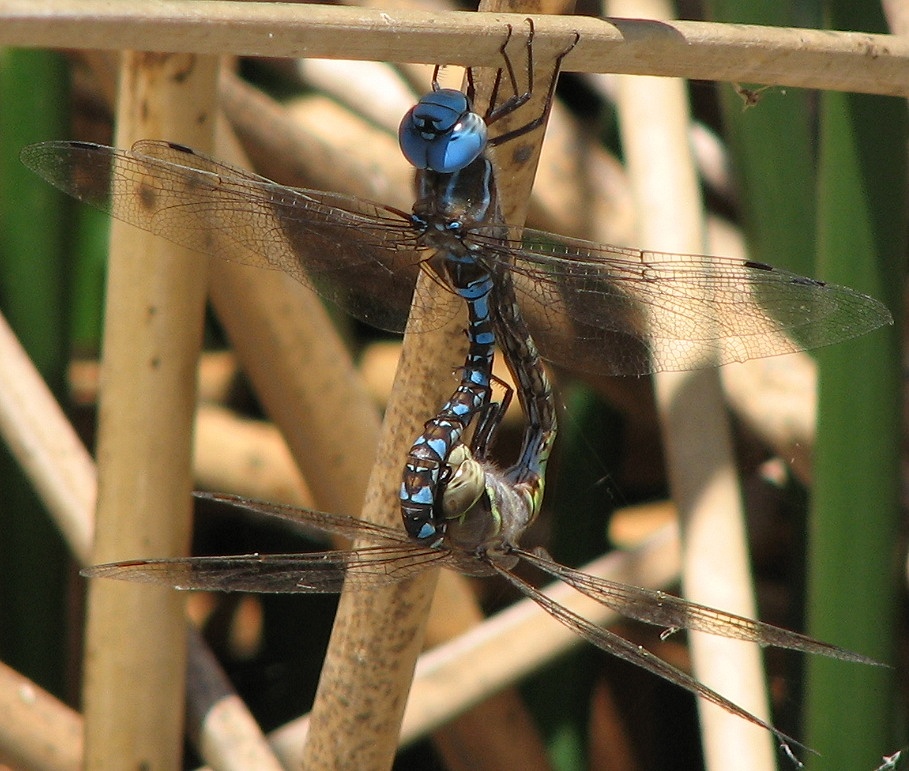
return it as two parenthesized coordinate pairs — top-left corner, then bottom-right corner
(193, 404), (314, 507)
(0, 660), (82, 771)
(610, 0), (776, 768)
(3, 1), (908, 96)
(80, 53), (219, 769)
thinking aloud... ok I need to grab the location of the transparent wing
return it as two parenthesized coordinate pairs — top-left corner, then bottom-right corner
(82, 545), (447, 593)
(20, 140), (460, 332)
(490, 560), (811, 756)
(516, 548), (880, 665)
(193, 491), (412, 546)
(468, 227), (892, 375)
(81, 492), (457, 592)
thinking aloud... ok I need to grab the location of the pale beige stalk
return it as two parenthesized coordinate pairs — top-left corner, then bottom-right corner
(80, 53), (219, 770)
(299, 1), (577, 764)
(3, 2), (908, 96)
(0, 660), (82, 771)
(609, 0), (776, 768)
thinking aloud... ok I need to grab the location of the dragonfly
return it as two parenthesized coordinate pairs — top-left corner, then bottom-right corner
(82, 439), (879, 759)
(18, 44), (891, 381)
(25, 27), (887, 751)
(20, 29), (891, 543)
(397, 24), (572, 544)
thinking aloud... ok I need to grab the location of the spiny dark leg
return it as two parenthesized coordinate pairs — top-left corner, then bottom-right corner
(472, 374), (514, 459)
(466, 66), (477, 104)
(487, 23), (580, 150)
(485, 19), (535, 127)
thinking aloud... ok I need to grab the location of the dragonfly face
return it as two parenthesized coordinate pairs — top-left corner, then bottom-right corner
(399, 88), (488, 174)
(434, 444), (527, 567)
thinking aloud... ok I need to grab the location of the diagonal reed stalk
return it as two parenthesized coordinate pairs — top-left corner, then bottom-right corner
(300, 1), (577, 765)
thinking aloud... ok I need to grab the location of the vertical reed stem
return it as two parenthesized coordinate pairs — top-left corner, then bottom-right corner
(610, 0), (776, 767)
(81, 53), (219, 768)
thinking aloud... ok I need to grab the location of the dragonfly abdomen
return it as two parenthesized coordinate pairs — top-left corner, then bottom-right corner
(399, 254), (498, 545)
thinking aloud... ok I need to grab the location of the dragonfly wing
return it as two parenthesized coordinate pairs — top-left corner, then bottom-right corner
(517, 549), (880, 665)
(82, 544), (446, 593)
(491, 560), (808, 754)
(83, 493), (458, 593)
(471, 227), (892, 375)
(194, 491), (414, 546)
(21, 140), (461, 333)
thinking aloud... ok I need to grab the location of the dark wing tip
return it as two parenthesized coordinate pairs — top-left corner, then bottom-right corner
(165, 141), (194, 154)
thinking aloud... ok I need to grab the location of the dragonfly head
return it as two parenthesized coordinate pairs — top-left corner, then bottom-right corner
(439, 444), (487, 521)
(437, 445), (530, 566)
(399, 88), (488, 173)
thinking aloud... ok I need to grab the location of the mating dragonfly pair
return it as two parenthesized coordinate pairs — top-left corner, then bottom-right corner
(22, 22), (890, 757)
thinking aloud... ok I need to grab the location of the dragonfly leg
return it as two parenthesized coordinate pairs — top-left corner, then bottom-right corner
(471, 373), (514, 459)
(486, 21), (580, 149)
(484, 19), (534, 127)
(430, 64), (443, 92)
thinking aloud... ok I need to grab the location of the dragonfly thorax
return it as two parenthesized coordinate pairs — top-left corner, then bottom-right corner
(399, 88), (488, 173)
(412, 155), (502, 243)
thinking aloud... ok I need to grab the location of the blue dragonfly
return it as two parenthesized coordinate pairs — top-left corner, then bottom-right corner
(73, 87), (881, 747)
(12, 12), (893, 763)
(80, 390), (880, 760)
(22, 33), (889, 752)
(19, 39), (892, 543)
(61, 92), (881, 746)
(396, 28), (574, 544)
(19, 135), (892, 377)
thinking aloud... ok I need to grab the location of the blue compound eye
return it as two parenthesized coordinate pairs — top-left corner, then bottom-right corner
(399, 89), (488, 173)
